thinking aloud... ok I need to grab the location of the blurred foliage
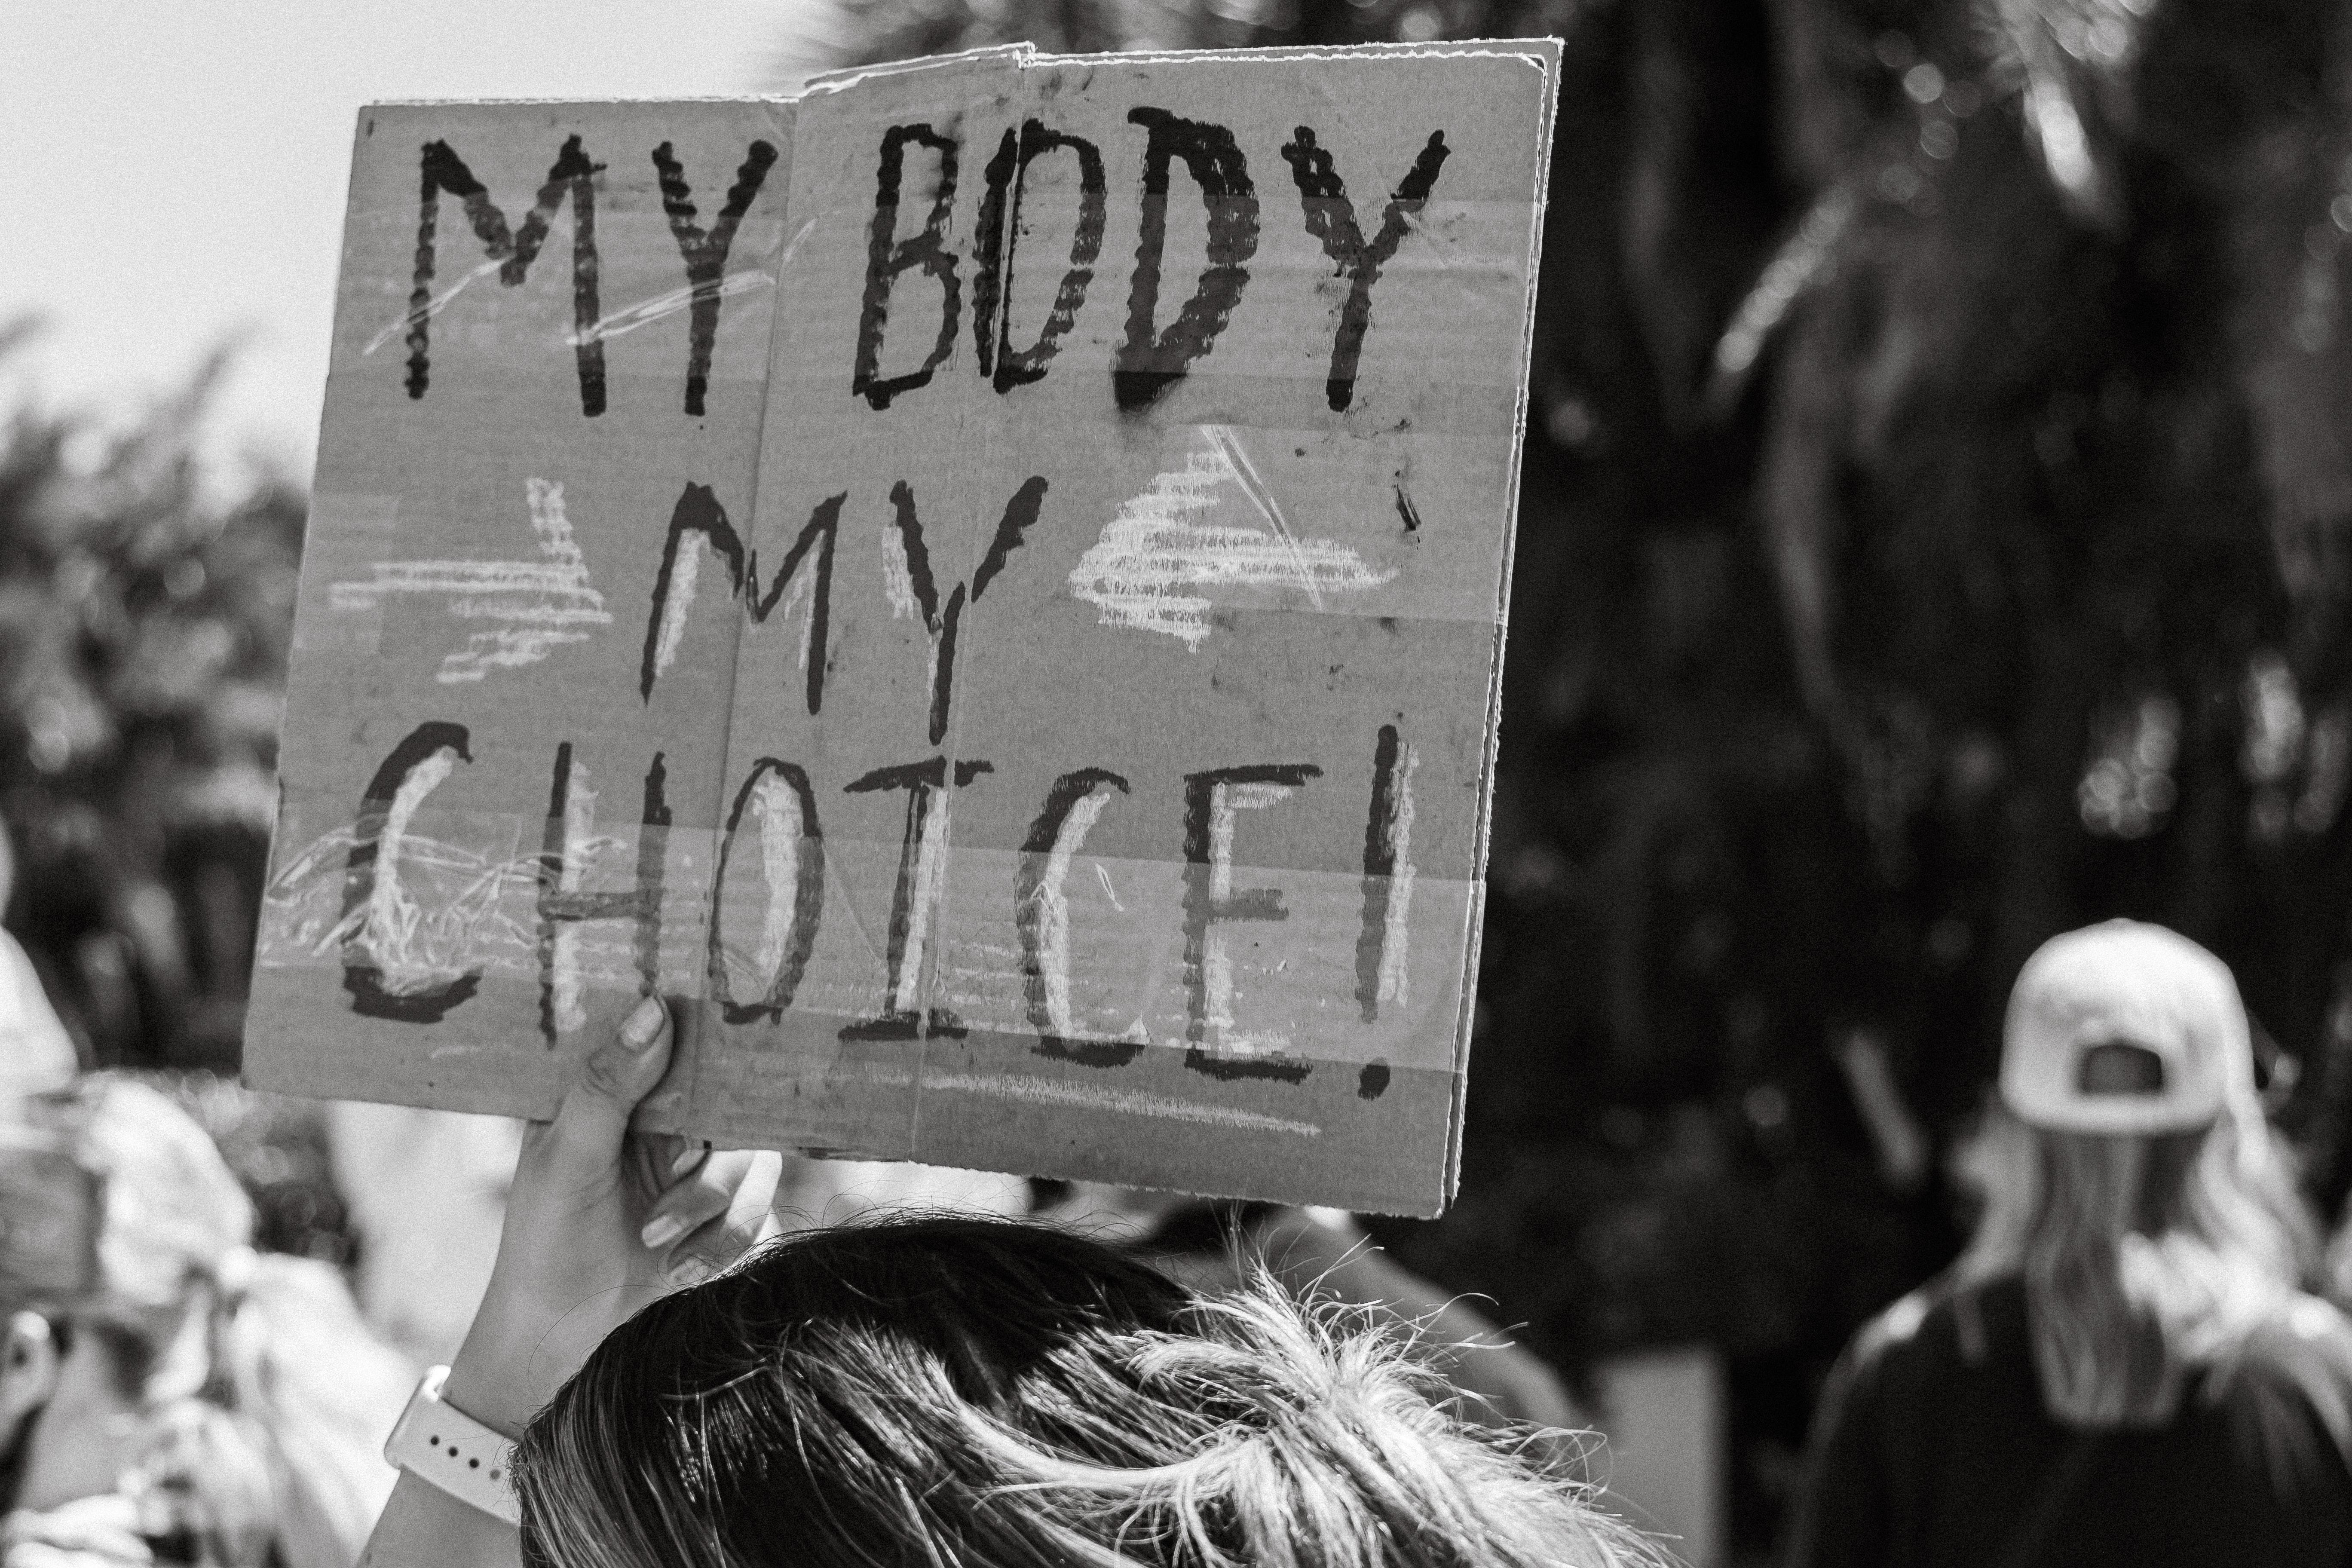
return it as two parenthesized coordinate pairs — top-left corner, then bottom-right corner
(0, 325), (301, 1072)
(800, 0), (2352, 1553)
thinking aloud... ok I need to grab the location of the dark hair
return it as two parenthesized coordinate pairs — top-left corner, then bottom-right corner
(516, 1215), (1649, 1568)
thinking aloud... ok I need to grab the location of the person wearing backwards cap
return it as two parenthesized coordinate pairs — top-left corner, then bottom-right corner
(1785, 919), (2352, 1568)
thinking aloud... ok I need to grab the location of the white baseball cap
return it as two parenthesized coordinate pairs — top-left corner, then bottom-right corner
(1998, 919), (2256, 1135)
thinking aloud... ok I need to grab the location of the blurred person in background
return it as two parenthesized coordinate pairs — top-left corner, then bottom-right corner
(1787, 920), (2352, 1568)
(0, 824), (80, 1110)
(0, 1075), (410, 1568)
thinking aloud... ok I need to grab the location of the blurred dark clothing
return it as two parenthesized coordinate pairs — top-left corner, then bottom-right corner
(1787, 1274), (2352, 1568)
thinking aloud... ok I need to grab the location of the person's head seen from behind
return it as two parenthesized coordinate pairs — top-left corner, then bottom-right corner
(516, 1216), (1638, 1568)
(1973, 919), (2352, 1462)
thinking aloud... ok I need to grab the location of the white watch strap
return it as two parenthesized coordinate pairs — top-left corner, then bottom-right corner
(385, 1366), (521, 1526)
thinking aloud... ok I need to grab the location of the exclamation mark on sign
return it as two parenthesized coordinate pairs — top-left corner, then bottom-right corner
(1354, 723), (1416, 1024)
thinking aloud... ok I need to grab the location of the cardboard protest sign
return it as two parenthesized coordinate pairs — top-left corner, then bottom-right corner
(247, 40), (1559, 1215)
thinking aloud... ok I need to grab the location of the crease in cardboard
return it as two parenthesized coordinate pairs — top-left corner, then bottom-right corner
(666, 95), (807, 1129)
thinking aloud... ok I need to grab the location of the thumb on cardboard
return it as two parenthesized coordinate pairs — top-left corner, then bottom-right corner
(548, 995), (671, 1176)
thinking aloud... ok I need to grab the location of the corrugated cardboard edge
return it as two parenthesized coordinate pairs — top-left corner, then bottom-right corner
(801, 42), (1038, 96)
(1057, 38), (1557, 64)
(669, 93), (805, 1139)
(1445, 37), (1564, 1210)
(350, 95), (806, 107)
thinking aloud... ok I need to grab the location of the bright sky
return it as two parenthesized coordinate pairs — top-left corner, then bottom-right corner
(2, 0), (809, 478)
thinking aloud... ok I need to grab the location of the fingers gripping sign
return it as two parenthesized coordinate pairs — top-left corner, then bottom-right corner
(443, 997), (783, 1439)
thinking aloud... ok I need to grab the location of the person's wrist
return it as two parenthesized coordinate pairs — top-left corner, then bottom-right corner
(443, 1320), (538, 1441)
(446, 1266), (623, 1439)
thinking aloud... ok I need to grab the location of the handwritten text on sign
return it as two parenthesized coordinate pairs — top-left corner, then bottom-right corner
(248, 43), (1559, 1214)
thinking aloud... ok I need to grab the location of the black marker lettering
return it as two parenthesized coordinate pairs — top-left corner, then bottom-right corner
(652, 139), (781, 416)
(640, 483), (843, 714)
(852, 125), (961, 410)
(1114, 109), (1259, 413)
(840, 758), (993, 1041)
(340, 722), (481, 1022)
(536, 744), (668, 1047)
(887, 476), (1048, 744)
(708, 759), (824, 1024)
(1180, 763), (1319, 1081)
(1017, 768), (1136, 1065)
(972, 131), (1020, 381)
(1393, 484), (1422, 533)
(973, 120), (1108, 392)
(1279, 127), (1450, 412)
(1354, 723), (1416, 1023)
(407, 137), (606, 415)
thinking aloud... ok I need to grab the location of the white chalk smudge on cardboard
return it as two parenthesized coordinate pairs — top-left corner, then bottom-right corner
(923, 1072), (1322, 1136)
(1376, 741), (1418, 1009)
(1069, 428), (1394, 648)
(331, 478), (611, 683)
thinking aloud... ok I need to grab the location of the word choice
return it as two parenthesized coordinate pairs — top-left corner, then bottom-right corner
(335, 722), (1420, 1090)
